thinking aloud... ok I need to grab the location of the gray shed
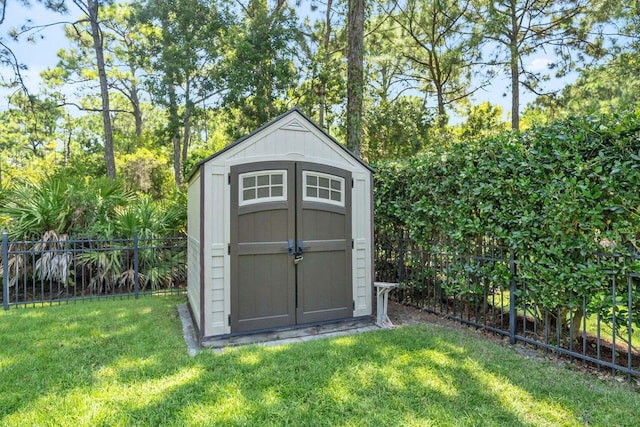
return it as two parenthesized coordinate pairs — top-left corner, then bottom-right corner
(187, 107), (374, 339)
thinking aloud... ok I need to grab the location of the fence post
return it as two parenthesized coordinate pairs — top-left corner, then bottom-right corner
(509, 249), (517, 344)
(3, 232), (9, 311)
(133, 230), (139, 299)
(397, 229), (405, 283)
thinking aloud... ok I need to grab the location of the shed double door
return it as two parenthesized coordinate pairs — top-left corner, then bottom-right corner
(230, 161), (352, 333)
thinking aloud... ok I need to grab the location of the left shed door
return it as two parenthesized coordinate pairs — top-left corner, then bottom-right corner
(230, 162), (296, 332)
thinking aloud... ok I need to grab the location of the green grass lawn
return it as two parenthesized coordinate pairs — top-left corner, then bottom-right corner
(1, 297), (638, 426)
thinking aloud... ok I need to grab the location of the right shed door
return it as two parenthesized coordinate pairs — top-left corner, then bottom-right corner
(295, 162), (353, 324)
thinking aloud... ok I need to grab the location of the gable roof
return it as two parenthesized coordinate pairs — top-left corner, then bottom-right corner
(187, 107), (373, 182)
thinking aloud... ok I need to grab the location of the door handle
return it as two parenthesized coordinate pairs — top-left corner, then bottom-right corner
(287, 239), (294, 255)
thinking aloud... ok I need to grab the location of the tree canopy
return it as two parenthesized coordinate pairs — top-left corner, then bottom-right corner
(0, 0), (637, 189)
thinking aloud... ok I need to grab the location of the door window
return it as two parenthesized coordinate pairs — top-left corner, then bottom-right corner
(239, 170), (287, 206)
(303, 171), (344, 206)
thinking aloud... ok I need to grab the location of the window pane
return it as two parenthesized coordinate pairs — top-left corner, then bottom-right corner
(257, 187), (269, 198)
(307, 175), (317, 186)
(331, 191), (341, 202)
(307, 187), (317, 197)
(243, 189), (255, 200)
(271, 186), (283, 197)
(257, 175), (269, 186)
(319, 188), (330, 199)
(319, 177), (330, 188)
(243, 176), (255, 188)
(331, 179), (341, 190)
(271, 174), (283, 185)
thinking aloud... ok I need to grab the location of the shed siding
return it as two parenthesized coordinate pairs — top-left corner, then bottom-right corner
(204, 165), (229, 336)
(353, 173), (372, 316)
(224, 122), (361, 173)
(187, 172), (202, 331)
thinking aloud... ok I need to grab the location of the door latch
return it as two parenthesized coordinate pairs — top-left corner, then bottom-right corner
(294, 254), (304, 265)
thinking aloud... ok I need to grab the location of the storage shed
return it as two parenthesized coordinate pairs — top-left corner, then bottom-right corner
(187, 107), (374, 340)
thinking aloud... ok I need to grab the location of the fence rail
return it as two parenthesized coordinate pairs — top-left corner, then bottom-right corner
(1, 232), (187, 309)
(375, 238), (640, 381)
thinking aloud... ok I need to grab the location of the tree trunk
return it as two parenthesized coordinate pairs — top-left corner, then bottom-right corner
(88, 0), (116, 179)
(130, 75), (143, 137)
(347, 0), (364, 157)
(65, 129), (72, 166)
(168, 79), (181, 187)
(182, 106), (192, 179)
(319, 0), (333, 129)
(509, 0), (520, 131)
(435, 82), (446, 129)
(172, 132), (181, 186)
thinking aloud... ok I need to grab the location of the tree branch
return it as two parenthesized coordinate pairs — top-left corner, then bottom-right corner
(59, 101), (133, 114)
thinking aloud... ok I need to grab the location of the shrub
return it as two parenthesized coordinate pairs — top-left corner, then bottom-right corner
(375, 109), (640, 334)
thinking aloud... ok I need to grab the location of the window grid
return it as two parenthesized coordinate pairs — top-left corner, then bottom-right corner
(239, 170), (287, 206)
(303, 171), (344, 206)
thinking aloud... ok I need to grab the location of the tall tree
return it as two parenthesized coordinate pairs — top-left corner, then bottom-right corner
(530, 50), (640, 117)
(296, 0), (347, 129)
(74, 0), (116, 178)
(346, 0), (364, 156)
(391, 0), (482, 129)
(42, 3), (149, 140)
(0, 93), (65, 182)
(222, 0), (299, 136)
(364, 95), (433, 161)
(101, 3), (148, 137)
(138, 0), (227, 186)
(474, 0), (608, 130)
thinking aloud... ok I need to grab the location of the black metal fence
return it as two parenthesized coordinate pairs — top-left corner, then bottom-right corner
(375, 238), (640, 381)
(1, 231), (187, 309)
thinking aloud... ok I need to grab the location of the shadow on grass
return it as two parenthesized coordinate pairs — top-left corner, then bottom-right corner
(1, 300), (639, 426)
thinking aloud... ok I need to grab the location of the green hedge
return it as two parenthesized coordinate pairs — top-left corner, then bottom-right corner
(374, 110), (640, 330)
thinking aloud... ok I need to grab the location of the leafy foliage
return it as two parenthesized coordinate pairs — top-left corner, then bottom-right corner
(375, 110), (640, 332)
(363, 96), (434, 161)
(0, 173), (185, 239)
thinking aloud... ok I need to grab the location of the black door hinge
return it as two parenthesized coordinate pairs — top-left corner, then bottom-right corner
(353, 300), (355, 310)
(228, 243), (231, 255)
(351, 178), (354, 188)
(228, 314), (231, 326)
(228, 174), (231, 185)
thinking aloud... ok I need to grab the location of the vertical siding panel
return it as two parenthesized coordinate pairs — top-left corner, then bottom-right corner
(187, 173), (201, 331)
(353, 174), (372, 316)
(204, 166), (227, 336)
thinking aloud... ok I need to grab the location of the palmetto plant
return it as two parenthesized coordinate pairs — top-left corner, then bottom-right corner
(33, 230), (72, 286)
(78, 246), (124, 294)
(0, 174), (133, 239)
(0, 243), (25, 289)
(139, 247), (186, 291)
(1, 174), (186, 296)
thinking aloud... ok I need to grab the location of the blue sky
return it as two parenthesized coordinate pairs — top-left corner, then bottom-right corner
(4, 2), (80, 93)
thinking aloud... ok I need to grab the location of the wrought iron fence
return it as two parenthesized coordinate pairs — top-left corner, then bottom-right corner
(1, 231), (187, 309)
(375, 238), (640, 381)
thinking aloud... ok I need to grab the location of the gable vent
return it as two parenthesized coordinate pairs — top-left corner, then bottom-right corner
(280, 118), (310, 132)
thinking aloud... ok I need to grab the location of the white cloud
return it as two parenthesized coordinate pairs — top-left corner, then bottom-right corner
(529, 57), (552, 71)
